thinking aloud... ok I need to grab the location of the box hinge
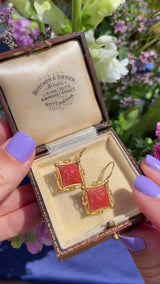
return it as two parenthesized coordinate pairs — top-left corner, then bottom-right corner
(106, 220), (119, 241)
(95, 122), (111, 135)
(35, 144), (49, 158)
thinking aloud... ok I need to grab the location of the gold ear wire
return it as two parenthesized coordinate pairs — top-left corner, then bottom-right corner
(98, 161), (114, 182)
(75, 147), (86, 161)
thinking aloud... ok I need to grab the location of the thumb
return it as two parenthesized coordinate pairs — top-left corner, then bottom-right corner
(0, 131), (36, 201)
(133, 155), (160, 229)
(119, 155), (160, 283)
(119, 224), (160, 284)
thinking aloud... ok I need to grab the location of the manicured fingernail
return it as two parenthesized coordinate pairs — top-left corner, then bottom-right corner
(119, 235), (146, 252)
(6, 131), (36, 162)
(146, 155), (160, 171)
(134, 175), (160, 198)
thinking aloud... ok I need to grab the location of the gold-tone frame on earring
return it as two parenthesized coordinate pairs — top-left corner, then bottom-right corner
(54, 158), (85, 192)
(82, 180), (114, 216)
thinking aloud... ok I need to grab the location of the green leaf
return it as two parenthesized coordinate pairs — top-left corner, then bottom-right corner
(146, 0), (160, 10)
(114, 108), (139, 138)
(10, 234), (24, 249)
(26, 230), (37, 243)
(81, 0), (125, 30)
(34, 0), (71, 35)
(10, 0), (37, 19)
(61, 24), (72, 35)
(81, 13), (94, 31)
(118, 46), (128, 61)
(81, 13), (91, 23)
(126, 96), (160, 142)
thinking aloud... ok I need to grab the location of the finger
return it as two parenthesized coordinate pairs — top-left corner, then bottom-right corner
(0, 117), (12, 145)
(133, 187), (160, 230)
(0, 201), (42, 241)
(140, 156), (160, 187)
(119, 223), (160, 284)
(0, 131), (36, 201)
(0, 184), (36, 217)
(133, 155), (160, 230)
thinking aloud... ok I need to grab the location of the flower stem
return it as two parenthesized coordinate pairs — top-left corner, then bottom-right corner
(140, 38), (157, 52)
(38, 21), (45, 33)
(72, 0), (81, 32)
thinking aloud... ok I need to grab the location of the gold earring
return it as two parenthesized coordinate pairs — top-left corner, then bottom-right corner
(82, 161), (114, 216)
(54, 148), (86, 192)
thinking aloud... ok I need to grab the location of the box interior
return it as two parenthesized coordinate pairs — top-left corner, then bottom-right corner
(0, 40), (102, 146)
(0, 35), (141, 254)
(31, 130), (140, 250)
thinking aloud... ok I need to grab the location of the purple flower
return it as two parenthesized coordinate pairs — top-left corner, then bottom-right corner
(149, 49), (157, 59)
(136, 16), (147, 34)
(115, 20), (128, 34)
(25, 222), (52, 254)
(120, 97), (140, 108)
(13, 18), (39, 47)
(30, 27), (39, 39)
(155, 122), (160, 139)
(129, 59), (137, 74)
(0, 7), (14, 23)
(2, 8), (9, 15)
(34, 222), (52, 246)
(154, 142), (160, 161)
(26, 237), (43, 254)
(139, 50), (158, 65)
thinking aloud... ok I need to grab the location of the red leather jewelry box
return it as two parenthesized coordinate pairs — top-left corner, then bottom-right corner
(0, 31), (144, 261)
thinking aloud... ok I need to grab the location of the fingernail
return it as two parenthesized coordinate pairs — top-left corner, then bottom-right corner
(146, 155), (160, 171)
(119, 235), (146, 252)
(6, 131), (36, 162)
(134, 175), (160, 198)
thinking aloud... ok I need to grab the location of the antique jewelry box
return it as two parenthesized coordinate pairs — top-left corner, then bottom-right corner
(0, 32), (144, 261)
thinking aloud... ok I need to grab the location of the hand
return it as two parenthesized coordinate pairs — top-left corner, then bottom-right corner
(119, 155), (160, 284)
(0, 117), (42, 241)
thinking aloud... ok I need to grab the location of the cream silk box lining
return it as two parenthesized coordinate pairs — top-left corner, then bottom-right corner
(0, 40), (102, 146)
(31, 131), (140, 250)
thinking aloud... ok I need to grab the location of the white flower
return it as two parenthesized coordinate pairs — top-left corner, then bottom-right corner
(96, 35), (117, 45)
(95, 57), (129, 83)
(84, 29), (95, 45)
(85, 30), (129, 83)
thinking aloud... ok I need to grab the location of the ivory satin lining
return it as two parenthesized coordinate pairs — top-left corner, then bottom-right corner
(32, 131), (140, 250)
(0, 40), (102, 146)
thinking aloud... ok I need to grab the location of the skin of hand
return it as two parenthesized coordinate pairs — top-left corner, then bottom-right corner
(0, 117), (42, 241)
(119, 157), (160, 284)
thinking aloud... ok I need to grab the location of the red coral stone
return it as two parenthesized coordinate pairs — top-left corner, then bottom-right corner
(87, 185), (110, 212)
(59, 163), (82, 187)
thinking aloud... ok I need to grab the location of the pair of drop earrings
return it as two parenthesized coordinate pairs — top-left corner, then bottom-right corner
(54, 149), (114, 216)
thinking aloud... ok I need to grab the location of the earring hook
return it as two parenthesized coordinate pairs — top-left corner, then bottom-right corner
(75, 147), (86, 161)
(98, 161), (114, 182)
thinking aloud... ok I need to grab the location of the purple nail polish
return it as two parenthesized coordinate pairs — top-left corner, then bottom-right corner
(6, 131), (36, 162)
(146, 155), (160, 171)
(134, 175), (160, 198)
(119, 235), (146, 252)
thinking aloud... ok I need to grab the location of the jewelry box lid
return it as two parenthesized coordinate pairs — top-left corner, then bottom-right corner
(0, 31), (110, 154)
